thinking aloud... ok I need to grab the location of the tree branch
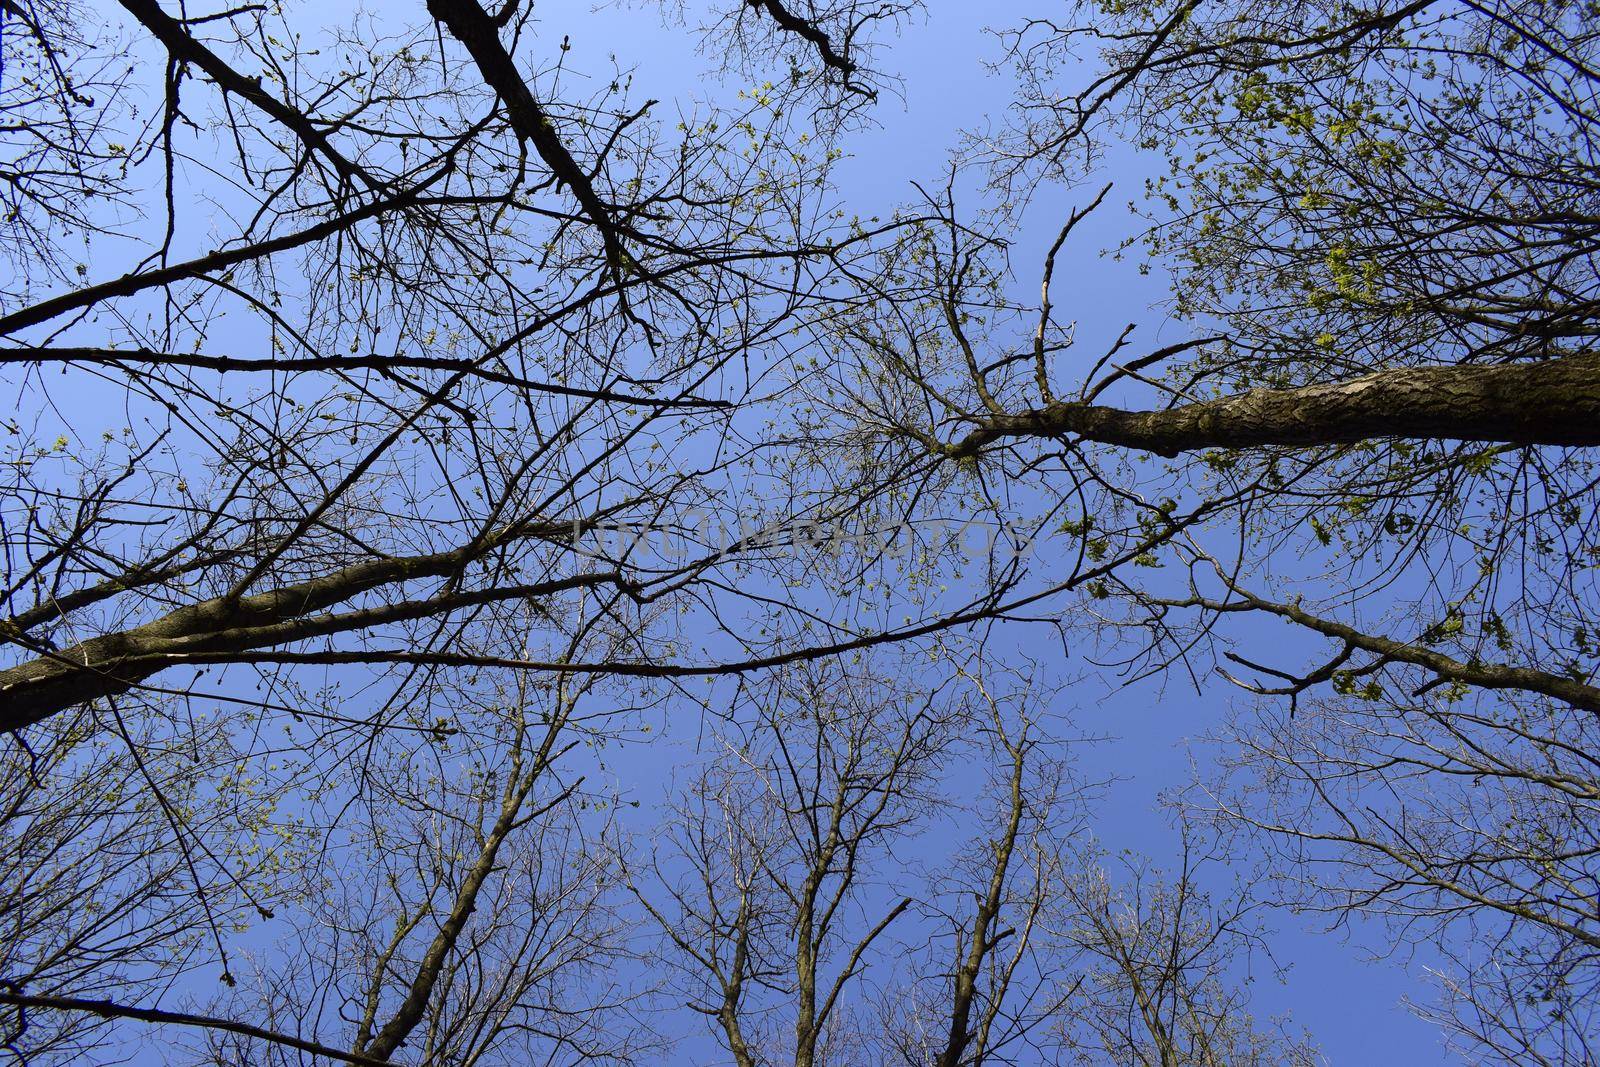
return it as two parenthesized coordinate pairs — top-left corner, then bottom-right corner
(0, 991), (397, 1066)
(940, 353), (1600, 458)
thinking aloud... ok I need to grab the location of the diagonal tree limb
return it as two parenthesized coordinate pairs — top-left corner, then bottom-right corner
(0, 527), (615, 732)
(426, 0), (631, 273)
(1173, 588), (1600, 715)
(116, 0), (374, 187)
(745, 0), (869, 94)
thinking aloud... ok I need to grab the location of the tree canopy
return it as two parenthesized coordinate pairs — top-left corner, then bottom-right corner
(1, 0), (1597, 1063)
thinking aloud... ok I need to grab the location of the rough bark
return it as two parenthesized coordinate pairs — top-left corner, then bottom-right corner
(941, 353), (1600, 458)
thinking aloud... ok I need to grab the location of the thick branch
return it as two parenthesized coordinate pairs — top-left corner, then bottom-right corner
(0, 526), (607, 732)
(426, 0), (628, 269)
(746, 0), (862, 83)
(117, 0), (371, 186)
(942, 353), (1600, 458)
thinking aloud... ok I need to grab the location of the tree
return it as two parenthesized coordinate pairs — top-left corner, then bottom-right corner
(949, 2), (1600, 1057)
(1044, 837), (1316, 1067)
(208, 670), (645, 1067)
(872, 663), (1083, 1067)
(632, 658), (1305, 1067)
(1204, 654), (1600, 1062)
(4, 0), (1600, 1061)
(0, 0), (936, 736)
(790, 1), (1600, 1057)
(632, 658), (960, 1067)
(0, 705), (291, 1062)
(0, 0), (984, 1056)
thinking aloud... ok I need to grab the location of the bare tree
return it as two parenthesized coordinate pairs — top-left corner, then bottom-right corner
(0, 2), (956, 1048)
(0, 0), (936, 738)
(199, 671), (646, 1067)
(633, 658), (1314, 1067)
(872, 664), (1084, 1067)
(0, 702), (299, 1062)
(632, 657), (958, 1067)
(1044, 838), (1317, 1067)
(1202, 652), (1600, 1062)
(796, 6), (1600, 1057)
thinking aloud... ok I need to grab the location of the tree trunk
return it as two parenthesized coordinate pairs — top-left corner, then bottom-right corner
(942, 353), (1600, 458)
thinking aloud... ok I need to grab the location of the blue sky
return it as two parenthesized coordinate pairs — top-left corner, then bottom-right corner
(532, 0), (1458, 1060)
(3, 0), (1472, 1059)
